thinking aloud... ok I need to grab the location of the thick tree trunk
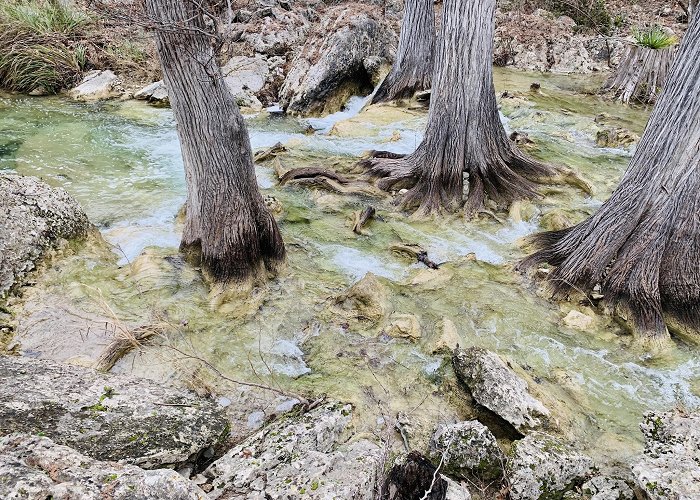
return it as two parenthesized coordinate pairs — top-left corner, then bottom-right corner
(521, 14), (700, 343)
(371, 0), (435, 104)
(602, 44), (676, 104)
(145, 0), (285, 283)
(361, 0), (554, 216)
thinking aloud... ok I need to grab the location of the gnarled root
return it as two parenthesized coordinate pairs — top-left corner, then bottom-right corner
(280, 166), (388, 198)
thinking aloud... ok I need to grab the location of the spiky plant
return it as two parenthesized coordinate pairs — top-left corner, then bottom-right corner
(633, 25), (678, 50)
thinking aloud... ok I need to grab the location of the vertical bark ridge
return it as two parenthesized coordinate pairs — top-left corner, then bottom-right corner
(371, 0), (435, 104)
(146, 0), (285, 284)
(361, 0), (554, 216)
(521, 13), (700, 342)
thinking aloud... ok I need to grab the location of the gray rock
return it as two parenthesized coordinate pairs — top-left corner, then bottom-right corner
(222, 55), (270, 110)
(202, 401), (381, 498)
(0, 175), (90, 298)
(0, 434), (207, 499)
(507, 432), (594, 500)
(0, 355), (229, 469)
(431, 421), (505, 481)
(134, 80), (169, 104)
(280, 6), (396, 115)
(69, 70), (122, 100)
(581, 475), (633, 500)
(632, 410), (700, 499)
(452, 347), (550, 433)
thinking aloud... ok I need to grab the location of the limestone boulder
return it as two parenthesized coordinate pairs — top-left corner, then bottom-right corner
(452, 347), (551, 433)
(0, 175), (90, 299)
(69, 70), (122, 100)
(430, 421), (505, 481)
(0, 434), (207, 500)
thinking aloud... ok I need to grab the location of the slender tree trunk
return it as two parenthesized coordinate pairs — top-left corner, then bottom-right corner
(521, 13), (700, 344)
(602, 44), (676, 104)
(371, 0), (435, 104)
(361, 0), (554, 216)
(145, 0), (285, 283)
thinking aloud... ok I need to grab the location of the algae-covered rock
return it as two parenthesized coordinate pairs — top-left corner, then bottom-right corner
(333, 272), (388, 324)
(430, 421), (505, 481)
(0, 434), (207, 499)
(387, 313), (422, 341)
(429, 318), (462, 355)
(452, 347), (550, 433)
(202, 401), (381, 499)
(280, 6), (395, 115)
(507, 432), (594, 500)
(632, 409), (700, 499)
(0, 175), (91, 298)
(0, 355), (228, 469)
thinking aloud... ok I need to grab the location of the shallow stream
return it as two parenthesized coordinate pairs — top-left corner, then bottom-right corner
(1, 69), (698, 466)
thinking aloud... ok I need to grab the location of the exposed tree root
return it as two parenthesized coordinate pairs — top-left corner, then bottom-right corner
(352, 206), (376, 234)
(254, 142), (286, 163)
(280, 166), (389, 198)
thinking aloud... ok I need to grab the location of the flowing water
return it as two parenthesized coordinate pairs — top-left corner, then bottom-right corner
(1, 69), (698, 465)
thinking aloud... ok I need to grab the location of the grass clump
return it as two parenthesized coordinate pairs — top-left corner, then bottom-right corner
(546, 0), (613, 34)
(0, 0), (90, 94)
(633, 25), (678, 50)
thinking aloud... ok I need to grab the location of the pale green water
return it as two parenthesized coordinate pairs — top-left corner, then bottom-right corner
(2, 72), (698, 464)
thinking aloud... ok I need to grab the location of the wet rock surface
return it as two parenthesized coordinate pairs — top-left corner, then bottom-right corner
(430, 421), (504, 481)
(134, 80), (169, 104)
(0, 355), (229, 469)
(0, 175), (90, 299)
(632, 409), (700, 499)
(280, 5), (395, 115)
(201, 401), (381, 498)
(452, 347), (550, 433)
(0, 433), (207, 500)
(507, 432), (594, 500)
(333, 272), (388, 325)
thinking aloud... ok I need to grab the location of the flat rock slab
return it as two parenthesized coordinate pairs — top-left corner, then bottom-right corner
(632, 409), (700, 499)
(69, 70), (122, 100)
(0, 175), (90, 298)
(0, 355), (229, 469)
(202, 401), (381, 499)
(0, 433), (207, 499)
(452, 347), (550, 433)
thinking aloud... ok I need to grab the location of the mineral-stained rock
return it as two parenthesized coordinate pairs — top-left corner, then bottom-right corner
(69, 70), (122, 100)
(429, 318), (462, 355)
(0, 434), (207, 500)
(0, 175), (90, 298)
(452, 347), (550, 433)
(202, 401), (382, 499)
(431, 421), (505, 481)
(507, 432), (594, 500)
(387, 313), (422, 341)
(0, 355), (229, 469)
(333, 272), (388, 324)
(632, 409), (700, 499)
(280, 6), (395, 115)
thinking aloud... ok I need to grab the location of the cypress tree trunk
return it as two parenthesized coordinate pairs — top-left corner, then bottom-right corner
(145, 0), (285, 283)
(602, 44), (676, 104)
(521, 14), (700, 343)
(371, 0), (435, 104)
(361, 0), (554, 216)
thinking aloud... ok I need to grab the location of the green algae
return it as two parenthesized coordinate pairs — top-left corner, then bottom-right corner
(1, 71), (698, 468)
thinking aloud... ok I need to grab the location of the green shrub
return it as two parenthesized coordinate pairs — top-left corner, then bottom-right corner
(633, 25), (678, 50)
(0, 0), (90, 94)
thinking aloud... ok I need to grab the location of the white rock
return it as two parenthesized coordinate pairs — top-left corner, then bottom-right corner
(69, 70), (121, 100)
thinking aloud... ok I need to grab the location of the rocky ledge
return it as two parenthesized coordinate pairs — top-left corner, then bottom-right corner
(0, 355), (229, 470)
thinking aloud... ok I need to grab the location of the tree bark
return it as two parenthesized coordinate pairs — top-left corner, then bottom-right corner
(361, 0), (554, 216)
(602, 44), (676, 104)
(144, 0), (285, 284)
(371, 0), (435, 104)
(521, 13), (700, 343)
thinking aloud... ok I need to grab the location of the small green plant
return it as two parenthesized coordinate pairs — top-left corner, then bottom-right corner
(546, 0), (613, 35)
(633, 25), (678, 50)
